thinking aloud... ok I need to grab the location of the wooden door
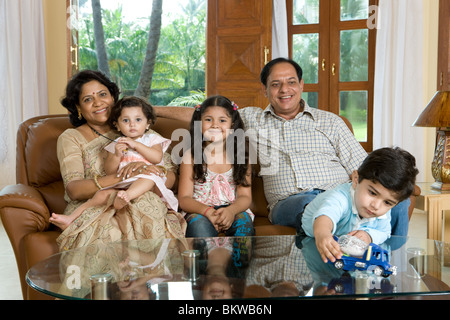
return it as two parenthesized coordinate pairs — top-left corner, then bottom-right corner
(207, 0), (272, 108)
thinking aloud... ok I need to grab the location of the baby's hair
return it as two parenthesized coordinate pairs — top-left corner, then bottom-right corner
(357, 147), (419, 202)
(189, 95), (250, 187)
(108, 96), (156, 133)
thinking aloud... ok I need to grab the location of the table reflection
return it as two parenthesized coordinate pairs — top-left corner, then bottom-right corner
(26, 235), (450, 300)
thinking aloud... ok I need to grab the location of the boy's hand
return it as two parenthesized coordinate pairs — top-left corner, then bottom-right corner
(347, 230), (372, 244)
(315, 232), (343, 263)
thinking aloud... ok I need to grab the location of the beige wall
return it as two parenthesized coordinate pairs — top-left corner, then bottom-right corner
(42, 0), (439, 181)
(43, 0), (68, 115)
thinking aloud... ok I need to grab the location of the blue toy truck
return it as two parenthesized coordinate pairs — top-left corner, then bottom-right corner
(329, 242), (397, 278)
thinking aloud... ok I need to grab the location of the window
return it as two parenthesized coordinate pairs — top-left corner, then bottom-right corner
(287, 0), (377, 151)
(67, 0), (207, 106)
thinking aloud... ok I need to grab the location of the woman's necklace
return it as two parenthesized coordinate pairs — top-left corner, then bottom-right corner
(87, 124), (116, 142)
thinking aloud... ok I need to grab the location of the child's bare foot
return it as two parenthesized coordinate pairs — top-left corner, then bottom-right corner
(49, 213), (74, 230)
(114, 191), (130, 210)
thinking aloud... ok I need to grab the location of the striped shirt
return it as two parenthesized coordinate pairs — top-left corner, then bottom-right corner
(239, 100), (367, 213)
(245, 236), (313, 294)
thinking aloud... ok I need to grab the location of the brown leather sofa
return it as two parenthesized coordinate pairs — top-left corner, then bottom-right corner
(0, 114), (420, 300)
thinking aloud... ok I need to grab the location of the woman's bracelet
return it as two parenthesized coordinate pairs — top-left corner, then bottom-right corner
(156, 165), (168, 176)
(93, 174), (103, 190)
(203, 206), (214, 215)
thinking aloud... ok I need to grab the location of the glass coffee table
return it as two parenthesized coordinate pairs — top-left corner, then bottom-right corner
(26, 235), (450, 300)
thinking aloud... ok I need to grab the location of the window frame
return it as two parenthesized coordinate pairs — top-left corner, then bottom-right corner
(287, 0), (377, 152)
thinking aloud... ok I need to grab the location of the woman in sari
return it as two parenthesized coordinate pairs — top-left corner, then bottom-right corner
(55, 70), (186, 251)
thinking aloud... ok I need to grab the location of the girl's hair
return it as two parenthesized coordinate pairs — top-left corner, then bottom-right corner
(189, 95), (250, 187)
(107, 96), (157, 134)
(61, 70), (121, 127)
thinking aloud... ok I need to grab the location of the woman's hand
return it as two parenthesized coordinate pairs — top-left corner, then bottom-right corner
(118, 162), (166, 180)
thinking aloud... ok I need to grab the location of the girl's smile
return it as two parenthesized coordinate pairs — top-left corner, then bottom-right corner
(201, 106), (233, 142)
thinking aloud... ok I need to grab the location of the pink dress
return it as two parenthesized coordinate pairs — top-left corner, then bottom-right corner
(190, 168), (254, 220)
(103, 133), (178, 211)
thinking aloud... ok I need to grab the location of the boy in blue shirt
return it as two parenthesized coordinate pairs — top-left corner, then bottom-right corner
(301, 147), (418, 263)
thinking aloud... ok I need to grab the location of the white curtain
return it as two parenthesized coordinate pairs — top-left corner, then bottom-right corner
(373, 0), (425, 181)
(272, 0), (289, 59)
(0, 0), (48, 189)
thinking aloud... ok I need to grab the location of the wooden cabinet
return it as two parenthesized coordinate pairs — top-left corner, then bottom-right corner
(438, 0), (450, 91)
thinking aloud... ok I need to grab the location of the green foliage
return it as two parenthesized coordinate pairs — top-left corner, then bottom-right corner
(78, 0), (206, 106)
(168, 89), (206, 107)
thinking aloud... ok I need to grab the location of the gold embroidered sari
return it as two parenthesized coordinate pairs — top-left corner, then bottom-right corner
(56, 128), (186, 251)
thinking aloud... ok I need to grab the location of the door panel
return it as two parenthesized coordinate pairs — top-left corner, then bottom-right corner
(207, 0), (272, 108)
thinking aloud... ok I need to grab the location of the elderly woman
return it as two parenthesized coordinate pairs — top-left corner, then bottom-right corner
(54, 70), (186, 251)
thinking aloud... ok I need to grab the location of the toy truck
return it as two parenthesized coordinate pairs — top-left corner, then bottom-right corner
(329, 242), (397, 278)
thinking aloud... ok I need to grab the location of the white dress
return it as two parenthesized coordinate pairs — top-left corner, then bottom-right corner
(103, 132), (178, 211)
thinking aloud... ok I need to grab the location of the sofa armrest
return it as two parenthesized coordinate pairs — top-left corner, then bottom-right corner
(0, 184), (58, 300)
(0, 184), (51, 230)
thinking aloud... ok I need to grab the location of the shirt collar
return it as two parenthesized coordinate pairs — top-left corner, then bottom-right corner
(263, 99), (317, 121)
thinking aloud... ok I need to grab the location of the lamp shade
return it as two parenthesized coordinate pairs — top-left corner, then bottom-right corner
(413, 91), (450, 127)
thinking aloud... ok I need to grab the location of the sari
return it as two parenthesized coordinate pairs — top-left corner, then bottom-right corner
(56, 128), (186, 251)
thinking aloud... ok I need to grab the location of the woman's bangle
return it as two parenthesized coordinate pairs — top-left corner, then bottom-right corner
(156, 165), (167, 176)
(93, 174), (103, 190)
(203, 206), (214, 215)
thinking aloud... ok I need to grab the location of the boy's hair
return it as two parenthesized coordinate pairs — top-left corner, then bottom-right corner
(189, 95), (250, 187)
(357, 147), (419, 202)
(108, 96), (156, 133)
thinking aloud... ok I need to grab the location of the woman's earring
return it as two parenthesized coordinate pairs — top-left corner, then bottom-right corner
(78, 110), (83, 120)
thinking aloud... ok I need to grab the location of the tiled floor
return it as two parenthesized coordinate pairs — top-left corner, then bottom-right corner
(0, 209), (429, 300)
(0, 219), (22, 300)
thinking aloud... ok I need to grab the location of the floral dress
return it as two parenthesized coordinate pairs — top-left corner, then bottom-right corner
(190, 168), (254, 220)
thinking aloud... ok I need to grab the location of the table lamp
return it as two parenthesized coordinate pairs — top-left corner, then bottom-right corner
(413, 91), (450, 190)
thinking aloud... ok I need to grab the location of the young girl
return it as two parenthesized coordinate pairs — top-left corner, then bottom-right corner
(178, 95), (254, 238)
(50, 96), (178, 230)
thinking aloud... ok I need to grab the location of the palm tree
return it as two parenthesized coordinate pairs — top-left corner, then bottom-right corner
(135, 0), (163, 99)
(91, 0), (110, 78)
